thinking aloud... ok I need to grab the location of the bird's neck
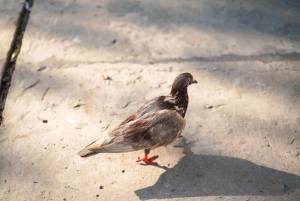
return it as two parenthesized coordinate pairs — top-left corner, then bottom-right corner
(170, 87), (189, 117)
(171, 87), (188, 101)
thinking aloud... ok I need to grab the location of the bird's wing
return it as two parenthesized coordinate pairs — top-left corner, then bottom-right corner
(123, 109), (186, 149)
(118, 95), (176, 126)
(87, 109), (185, 153)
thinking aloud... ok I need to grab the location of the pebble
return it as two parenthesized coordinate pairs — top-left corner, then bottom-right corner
(204, 105), (213, 109)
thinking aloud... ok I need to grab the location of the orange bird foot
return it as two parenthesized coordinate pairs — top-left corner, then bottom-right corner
(177, 134), (183, 138)
(136, 155), (158, 165)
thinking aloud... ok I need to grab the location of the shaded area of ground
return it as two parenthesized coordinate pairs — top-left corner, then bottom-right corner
(136, 140), (300, 199)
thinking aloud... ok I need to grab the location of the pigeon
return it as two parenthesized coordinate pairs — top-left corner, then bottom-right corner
(78, 72), (197, 164)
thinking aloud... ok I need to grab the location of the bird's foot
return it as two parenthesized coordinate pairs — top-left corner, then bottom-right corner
(177, 134), (183, 138)
(136, 154), (158, 165)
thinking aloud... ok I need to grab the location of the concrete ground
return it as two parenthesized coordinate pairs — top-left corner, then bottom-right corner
(0, 0), (300, 200)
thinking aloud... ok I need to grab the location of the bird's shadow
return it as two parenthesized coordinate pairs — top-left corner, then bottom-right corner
(135, 139), (300, 199)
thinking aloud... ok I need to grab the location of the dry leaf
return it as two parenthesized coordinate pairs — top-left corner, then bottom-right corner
(69, 103), (85, 108)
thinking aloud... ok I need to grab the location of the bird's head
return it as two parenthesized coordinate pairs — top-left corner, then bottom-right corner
(171, 72), (197, 96)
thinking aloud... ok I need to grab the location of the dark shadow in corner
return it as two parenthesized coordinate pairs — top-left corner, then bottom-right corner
(135, 139), (300, 200)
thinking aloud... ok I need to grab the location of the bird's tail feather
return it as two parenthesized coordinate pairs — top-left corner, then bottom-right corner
(78, 148), (96, 157)
(78, 138), (101, 157)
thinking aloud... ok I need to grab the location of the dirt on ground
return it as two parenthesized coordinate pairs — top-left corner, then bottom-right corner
(0, 0), (300, 201)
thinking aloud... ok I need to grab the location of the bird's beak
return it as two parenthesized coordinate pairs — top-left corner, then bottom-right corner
(192, 79), (197, 84)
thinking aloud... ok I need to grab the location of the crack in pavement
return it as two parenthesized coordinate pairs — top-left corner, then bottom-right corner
(0, 0), (34, 125)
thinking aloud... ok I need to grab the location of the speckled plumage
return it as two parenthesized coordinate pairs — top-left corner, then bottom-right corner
(78, 73), (197, 163)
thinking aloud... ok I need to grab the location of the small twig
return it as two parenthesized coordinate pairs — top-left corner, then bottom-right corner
(290, 138), (295, 145)
(37, 66), (47, 71)
(122, 101), (131, 109)
(64, 185), (79, 190)
(41, 88), (49, 101)
(23, 80), (39, 93)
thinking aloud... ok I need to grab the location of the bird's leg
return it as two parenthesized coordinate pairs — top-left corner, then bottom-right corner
(136, 149), (157, 165)
(177, 134), (183, 138)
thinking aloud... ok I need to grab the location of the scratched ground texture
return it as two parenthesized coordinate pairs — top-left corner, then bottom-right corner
(0, 0), (300, 200)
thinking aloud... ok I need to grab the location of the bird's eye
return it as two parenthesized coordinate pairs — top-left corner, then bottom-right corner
(186, 78), (191, 83)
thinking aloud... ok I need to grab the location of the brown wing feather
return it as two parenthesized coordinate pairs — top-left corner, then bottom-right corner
(123, 109), (186, 149)
(118, 114), (137, 126)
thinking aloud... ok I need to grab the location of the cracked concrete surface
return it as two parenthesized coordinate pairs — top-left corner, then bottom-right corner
(0, 0), (300, 201)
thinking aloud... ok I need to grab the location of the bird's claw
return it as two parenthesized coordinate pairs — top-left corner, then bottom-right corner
(136, 155), (158, 165)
